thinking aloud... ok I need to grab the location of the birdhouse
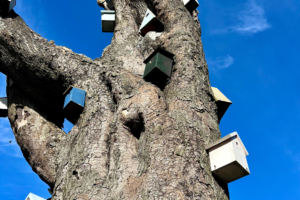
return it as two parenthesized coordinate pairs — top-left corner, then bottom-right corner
(0, 0), (16, 13)
(143, 48), (174, 88)
(25, 193), (46, 200)
(139, 9), (164, 36)
(101, 10), (115, 32)
(182, 0), (199, 11)
(206, 132), (250, 183)
(0, 97), (8, 118)
(63, 86), (86, 124)
(211, 87), (232, 121)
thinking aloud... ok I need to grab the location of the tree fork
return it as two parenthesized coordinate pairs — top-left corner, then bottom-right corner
(0, 0), (230, 199)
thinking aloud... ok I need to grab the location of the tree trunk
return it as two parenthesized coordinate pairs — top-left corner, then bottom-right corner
(0, 0), (230, 199)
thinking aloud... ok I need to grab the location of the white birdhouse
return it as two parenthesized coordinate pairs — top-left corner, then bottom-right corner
(139, 9), (164, 36)
(25, 193), (46, 200)
(101, 10), (115, 32)
(0, 0), (16, 13)
(211, 87), (232, 121)
(0, 97), (8, 118)
(182, 0), (199, 11)
(206, 132), (250, 183)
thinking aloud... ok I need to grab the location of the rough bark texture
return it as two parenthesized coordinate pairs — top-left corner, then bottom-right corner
(0, 0), (230, 199)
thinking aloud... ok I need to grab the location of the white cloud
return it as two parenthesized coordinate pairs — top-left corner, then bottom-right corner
(232, 0), (271, 34)
(207, 54), (235, 70)
(211, 0), (271, 35)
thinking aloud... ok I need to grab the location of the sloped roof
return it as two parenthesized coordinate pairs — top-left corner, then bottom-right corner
(25, 193), (46, 200)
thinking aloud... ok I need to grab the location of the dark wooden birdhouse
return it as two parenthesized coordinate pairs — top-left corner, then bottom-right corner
(0, 0), (16, 13)
(211, 87), (232, 122)
(182, 0), (199, 12)
(139, 9), (164, 36)
(143, 48), (174, 88)
(0, 97), (8, 118)
(63, 86), (86, 124)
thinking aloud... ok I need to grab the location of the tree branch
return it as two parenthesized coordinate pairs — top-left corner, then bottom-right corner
(7, 83), (67, 188)
(0, 11), (101, 114)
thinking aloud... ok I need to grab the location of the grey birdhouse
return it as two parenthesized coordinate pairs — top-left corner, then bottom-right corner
(139, 9), (164, 36)
(101, 10), (115, 32)
(0, 0), (16, 13)
(182, 0), (199, 12)
(143, 48), (174, 88)
(0, 97), (8, 118)
(211, 87), (232, 122)
(63, 86), (86, 124)
(206, 132), (250, 183)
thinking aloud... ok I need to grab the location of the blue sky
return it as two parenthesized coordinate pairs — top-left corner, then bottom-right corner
(0, 0), (299, 199)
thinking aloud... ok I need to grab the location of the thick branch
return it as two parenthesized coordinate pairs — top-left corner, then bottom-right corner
(7, 83), (67, 188)
(0, 11), (100, 114)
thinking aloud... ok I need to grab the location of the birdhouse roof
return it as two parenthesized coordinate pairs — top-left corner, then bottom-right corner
(101, 10), (115, 15)
(206, 132), (249, 156)
(144, 48), (175, 64)
(25, 193), (46, 200)
(211, 87), (232, 103)
(63, 86), (85, 96)
(139, 9), (155, 32)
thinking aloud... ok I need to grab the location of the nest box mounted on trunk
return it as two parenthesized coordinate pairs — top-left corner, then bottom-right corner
(63, 86), (86, 124)
(206, 132), (250, 183)
(143, 48), (174, 88)
(211, 87), (232, 122)
(25, 193), (46, 200)
(139, 9), (164, 36)
(101, 10), (115, 32)
(0, 98), (8, 118)
(0, 0), (16, 13)
(182, 0), (199, 11)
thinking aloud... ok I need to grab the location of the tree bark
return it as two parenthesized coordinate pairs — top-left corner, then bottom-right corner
(0, 0), (230, 199)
